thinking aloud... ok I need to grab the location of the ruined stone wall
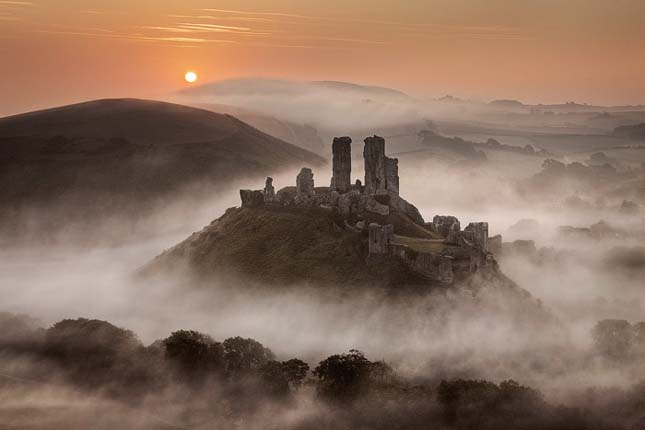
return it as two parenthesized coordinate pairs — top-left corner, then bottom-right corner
(296, 167), (315, 197)
(331, 137), (352, 192)
(433, 215), (460, 237)
(385, 157), (399, 195)
(363, 136), (386, 194)
(413, 253), (454, 284)
(465, 222), (489, 252)
(240, 189), (265, 208)
(368, 223), (393, 254)
(389, 244), (454, 284)
(264, 177), (275, 202)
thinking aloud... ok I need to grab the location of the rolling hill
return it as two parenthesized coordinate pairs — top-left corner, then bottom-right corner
(614, 123), (645, 141)
(0, 98), (324, 243)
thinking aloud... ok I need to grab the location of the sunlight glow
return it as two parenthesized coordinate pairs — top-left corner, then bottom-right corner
(184, 71), (198, 83)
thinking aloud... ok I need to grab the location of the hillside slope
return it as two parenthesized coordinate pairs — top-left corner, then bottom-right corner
(0, 99), (324, 242)
(143, 206), (432, 287)
(614, 123), (645, 141)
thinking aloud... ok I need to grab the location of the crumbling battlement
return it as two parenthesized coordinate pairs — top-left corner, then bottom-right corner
(238, 135), (494, 285)
(367, 220), (493, 284)
(432, 215), (460, 237)
(239, 189), (265, 208)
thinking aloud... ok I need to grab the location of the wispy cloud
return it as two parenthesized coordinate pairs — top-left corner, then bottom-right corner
(191, 7), (526, 40)
(175, 23), (269, 36)
(176, 22), (252, 31)
(201, 8), (316, 20)
(0, 1), (33, 5)
(34, 28), (360, 50)
(35, 29), (240, 46)
(305, 36), (388, 45)
(137, 22), (270, 37)
(15, 5), (526, 51)
(169, 14), (275, 23)
(79, 9), (127, 16)
(138, 26), (196, 34)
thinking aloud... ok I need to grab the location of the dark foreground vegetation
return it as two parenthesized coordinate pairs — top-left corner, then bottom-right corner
(1, 313), (645, 429)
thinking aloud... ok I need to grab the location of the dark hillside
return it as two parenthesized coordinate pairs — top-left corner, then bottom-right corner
(144, 206), (429, 287)
(0, 99), (325, 243)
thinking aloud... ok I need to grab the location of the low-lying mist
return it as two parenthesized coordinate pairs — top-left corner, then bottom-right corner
(3, 155), (644, 409)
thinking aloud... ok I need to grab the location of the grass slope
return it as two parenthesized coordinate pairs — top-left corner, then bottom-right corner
(0, 99), (325, 241)
(146, 206), (429, 287)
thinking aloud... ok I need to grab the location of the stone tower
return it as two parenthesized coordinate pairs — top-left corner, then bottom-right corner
(363, 135), (399, 195)
(330, 136), (352, 192)
(363, 135), (386, 194)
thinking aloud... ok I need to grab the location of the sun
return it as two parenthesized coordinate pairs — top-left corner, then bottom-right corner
(184, 71), (198, 83)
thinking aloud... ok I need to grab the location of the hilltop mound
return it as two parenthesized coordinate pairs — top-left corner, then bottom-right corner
(144, 205), (431, 287)
(0, 99), (324, 242)
(145, 135), (524, 294)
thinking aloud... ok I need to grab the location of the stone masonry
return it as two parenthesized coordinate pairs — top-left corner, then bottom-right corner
(368, 223), (393, 254)
(296, 168), (315, 197)
(330, 136), (352, 192)
(363, 136), (387, 194)
(465, 222), (489, 252)
(264, 177), (275, 202)
(240, 189), (265, 208)
(363, 135), (400, 196)
(385, 157), (400, 194)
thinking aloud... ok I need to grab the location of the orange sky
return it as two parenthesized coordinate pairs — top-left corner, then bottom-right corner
(1, 0), (645, 116)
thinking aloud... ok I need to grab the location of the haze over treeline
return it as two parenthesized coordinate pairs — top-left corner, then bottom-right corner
(2, 92), (645, 427)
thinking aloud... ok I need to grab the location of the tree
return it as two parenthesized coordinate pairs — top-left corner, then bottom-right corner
(281, 358), (309, 387)
(223, 336), (275, 375)
(369, 360), (394, 384)
(46, 318), (140, 354)
(44, 318), (145, 393)
(592, 319), (634, 360)
(313, 349), (373, 401)
(259, 360), (290, 397)
(632, 322), (645, 355)
(163, 330), (224, 383)
(437, 379), (545, 426)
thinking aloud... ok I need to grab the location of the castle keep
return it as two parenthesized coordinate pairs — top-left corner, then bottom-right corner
(239, 135), (494, 285)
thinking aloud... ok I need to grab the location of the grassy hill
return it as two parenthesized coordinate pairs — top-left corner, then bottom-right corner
(0, 99), (325, 243)
(143, 205), (432, 287)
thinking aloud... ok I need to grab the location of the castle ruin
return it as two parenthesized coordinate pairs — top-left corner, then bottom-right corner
(239, 135), (494, 285)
